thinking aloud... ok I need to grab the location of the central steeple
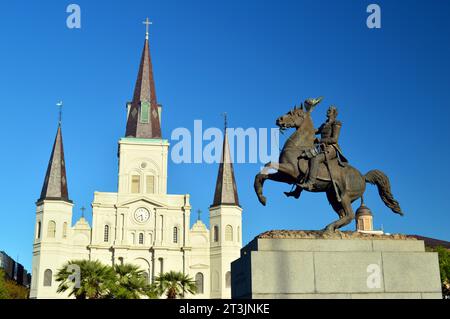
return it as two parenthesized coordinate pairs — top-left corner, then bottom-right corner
(125, 19), (162, 139)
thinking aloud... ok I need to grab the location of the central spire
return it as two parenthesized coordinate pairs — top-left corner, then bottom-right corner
(125, 19), (162, 139)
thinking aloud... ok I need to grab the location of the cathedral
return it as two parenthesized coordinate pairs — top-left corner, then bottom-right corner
(30, 25), (242, 299)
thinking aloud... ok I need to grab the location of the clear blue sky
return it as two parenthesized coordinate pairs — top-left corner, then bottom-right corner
(1, 0), (449, 271)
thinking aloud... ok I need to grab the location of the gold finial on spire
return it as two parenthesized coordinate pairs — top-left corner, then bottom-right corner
(143, 17), (152, 40)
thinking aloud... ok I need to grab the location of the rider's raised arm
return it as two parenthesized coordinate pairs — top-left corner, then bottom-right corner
(315, 124), (324, 135)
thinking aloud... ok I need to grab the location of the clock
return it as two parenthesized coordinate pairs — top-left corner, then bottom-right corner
(134, 207), (150, 223)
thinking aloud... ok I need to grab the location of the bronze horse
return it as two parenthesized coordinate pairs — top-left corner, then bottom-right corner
(254, 101), (403, 233)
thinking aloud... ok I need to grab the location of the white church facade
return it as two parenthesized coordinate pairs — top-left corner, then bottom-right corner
(30, 26), (242, 299)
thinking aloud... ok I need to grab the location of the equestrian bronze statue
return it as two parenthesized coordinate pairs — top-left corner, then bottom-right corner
(254, 97), (403, 233)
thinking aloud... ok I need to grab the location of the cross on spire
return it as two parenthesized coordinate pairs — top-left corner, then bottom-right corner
(197, 209), (202, 221)
(222, 112), (228, 130)
(143, 17), (152, 40)
(80, 206), (86, 218)
(56, 101), (63, 125)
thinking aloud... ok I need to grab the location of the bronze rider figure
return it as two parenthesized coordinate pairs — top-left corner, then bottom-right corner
(298, 105), (348, 191)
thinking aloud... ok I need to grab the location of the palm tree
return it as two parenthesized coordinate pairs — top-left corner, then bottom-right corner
(108, 263), (156, 299)
(55, 260), (115, 299)
(153, 271), (197, 299)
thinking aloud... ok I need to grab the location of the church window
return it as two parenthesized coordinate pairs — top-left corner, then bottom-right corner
(143, 272), (149, 284)
(139, 233), (144, 245)
(213, 225), (219, 242)
(104, 225), (109, 242)
(225, 271), (231, 288)
(131, 175), (140, 193)
(173, 227), (178, 243)
(47, 221), (56, 238)
(37, 221), (41, 239)
(195, 273), (204, 294)
(146, 175), (155, 194)
(140, 101), (150, 124)
(63, 222), (68, 238)
(43, 269), (52, 287)
(225, 225), (233, 241)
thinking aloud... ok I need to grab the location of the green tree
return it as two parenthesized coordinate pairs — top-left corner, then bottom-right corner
(55, 260), (115, 299)
(153, 271), (197, 299)
(435, 246), (450, 297)
(0, 269), (10, 299)
(4, 280), (29, 299)
(108, 263), (156, 299)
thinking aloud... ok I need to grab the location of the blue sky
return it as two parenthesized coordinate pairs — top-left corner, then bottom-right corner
(0, 0), (449, 271)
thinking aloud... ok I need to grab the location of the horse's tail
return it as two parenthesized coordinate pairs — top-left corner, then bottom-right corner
(364, 170), (404, 216)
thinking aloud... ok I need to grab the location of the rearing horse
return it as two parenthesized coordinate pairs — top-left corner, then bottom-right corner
(254, 102), (403, 233)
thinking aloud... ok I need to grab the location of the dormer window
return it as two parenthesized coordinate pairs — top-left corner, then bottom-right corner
(140, 101), (150, 124)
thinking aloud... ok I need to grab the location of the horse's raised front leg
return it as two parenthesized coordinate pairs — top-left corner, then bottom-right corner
(263, 161), (298, 179)
(254, 171), (297, 206)
(254, 173), (268, 206)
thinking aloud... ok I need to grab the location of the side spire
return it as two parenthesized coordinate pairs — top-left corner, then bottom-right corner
(211, 115), (240, 207)
(125, 18), (162, 139)
(38, 121), (70, 203)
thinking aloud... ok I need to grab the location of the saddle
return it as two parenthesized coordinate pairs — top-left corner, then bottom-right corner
(297, 156), (344, 183)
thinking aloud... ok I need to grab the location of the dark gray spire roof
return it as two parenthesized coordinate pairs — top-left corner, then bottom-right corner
(211, 128), (240, 207)
(38, 125), (71, 203)
(125, 37), (162, 139)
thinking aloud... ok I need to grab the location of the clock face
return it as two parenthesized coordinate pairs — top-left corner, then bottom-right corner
(134, 207), (150, 223)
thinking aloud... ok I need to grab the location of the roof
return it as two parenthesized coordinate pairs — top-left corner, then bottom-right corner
(211, 128), (240, 207)
(125, 36), (162, 139)
(38, 125), (71, 203)
(409, 235), (450, 249)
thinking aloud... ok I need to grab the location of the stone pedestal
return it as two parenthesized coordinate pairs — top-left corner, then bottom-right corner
(231, 231), (442, 299)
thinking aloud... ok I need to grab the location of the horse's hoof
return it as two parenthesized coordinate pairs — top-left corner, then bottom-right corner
(259, 196), (267, 206)
(322, 227), (335, 235)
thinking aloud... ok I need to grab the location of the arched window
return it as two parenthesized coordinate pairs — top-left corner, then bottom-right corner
(143, 272), (149, 284)
(47, 221), (56, 238)
(37, 221), (41, 239)
(131, 175), (140, 193)
(139, 233), (144, 245)
(225, 225), (233, 241)
(104, 225), (109, 242)
(43, 269), (52, 287)
(225, 271), (231, 288)
(63, 222), (68, 238)
(195, 272), (204, 294)
(213, 225), (219, 242)
(173, 227), (178, 243)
